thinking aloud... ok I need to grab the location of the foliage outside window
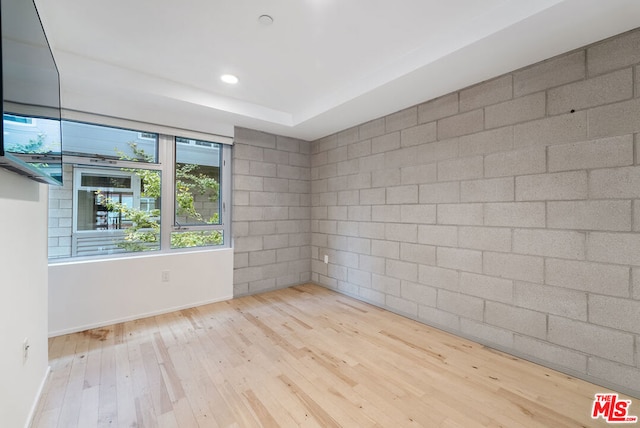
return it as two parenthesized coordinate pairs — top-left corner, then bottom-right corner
(67, 124), (162, 256)
(100, 139), (224, 250)
(172, 137), (224, 249)
(48, 121), (229, 259)
(93, 167), (162, 253)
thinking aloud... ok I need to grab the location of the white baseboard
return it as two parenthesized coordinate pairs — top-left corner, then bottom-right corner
(25, 365), (51, 428)
(48, 294), (233, 337)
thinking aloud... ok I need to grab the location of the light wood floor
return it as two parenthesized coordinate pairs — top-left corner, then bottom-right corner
(33, 284), (632, 427)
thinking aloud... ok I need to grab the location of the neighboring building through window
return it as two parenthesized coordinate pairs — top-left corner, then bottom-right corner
(48, 120), (230, 259)
(4, 114), (34, 125)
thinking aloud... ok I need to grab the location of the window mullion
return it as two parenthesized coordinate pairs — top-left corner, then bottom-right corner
(221, 145), (232, 243)
(159, 134), (175, 251)
(62, 155), (162, 171)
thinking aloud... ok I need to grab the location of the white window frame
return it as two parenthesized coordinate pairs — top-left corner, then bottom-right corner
(72, 166), (142, 234)
(161, 135), (231, 250)
(51, 124), (232, 261)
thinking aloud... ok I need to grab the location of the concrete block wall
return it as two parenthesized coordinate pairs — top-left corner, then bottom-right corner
(48, 164), (74, 258)
(232, 127), (312, 296)
(176, 192), (219, 225)
(310, 28), (640, 397)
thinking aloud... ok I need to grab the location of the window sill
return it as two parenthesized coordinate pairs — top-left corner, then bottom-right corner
(48, 245), (232, 266)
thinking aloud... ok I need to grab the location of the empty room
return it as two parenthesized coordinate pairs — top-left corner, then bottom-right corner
(2, 0), (640, 427)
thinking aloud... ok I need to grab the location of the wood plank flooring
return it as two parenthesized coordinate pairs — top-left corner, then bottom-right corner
(32, 284), (634, 427)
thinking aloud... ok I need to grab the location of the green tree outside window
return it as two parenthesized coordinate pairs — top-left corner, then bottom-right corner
(97, 143), (223, 251)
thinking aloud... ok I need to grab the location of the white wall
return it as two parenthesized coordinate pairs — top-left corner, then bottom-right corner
(49, 248), (234, 336)
(0, 169), (50, 428)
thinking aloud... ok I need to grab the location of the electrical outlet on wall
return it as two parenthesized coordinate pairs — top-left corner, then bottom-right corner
(161, 271), (170, 282)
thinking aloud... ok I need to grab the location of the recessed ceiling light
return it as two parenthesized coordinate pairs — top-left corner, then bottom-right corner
(220, 74), (239, 85)
(258, 14), (274, 25)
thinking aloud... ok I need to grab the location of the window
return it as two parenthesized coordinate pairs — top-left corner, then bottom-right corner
(70, 167), (162, 256)
(76, 169), (138, 232)
(171, 137), (225, 249)
(48, 120), (230, 260)
(62, 120), (158, 161)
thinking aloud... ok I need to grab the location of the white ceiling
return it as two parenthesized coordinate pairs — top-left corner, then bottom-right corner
(34, 0), (640, 141)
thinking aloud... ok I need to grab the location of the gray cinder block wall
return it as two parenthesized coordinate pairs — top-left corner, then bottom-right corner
(48, 164), (74, 258)
(232, 127), (312, 295)
(309, 28), (640, 397)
